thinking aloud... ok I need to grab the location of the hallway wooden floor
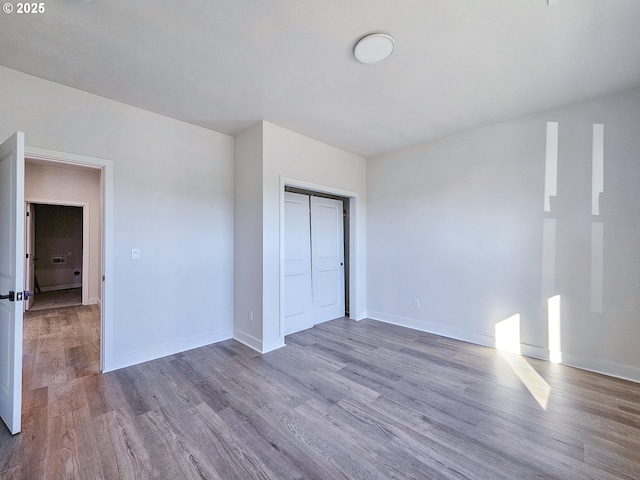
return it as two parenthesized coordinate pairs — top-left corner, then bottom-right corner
(1, 311), (640, 479)
(22, 304), (100, 391)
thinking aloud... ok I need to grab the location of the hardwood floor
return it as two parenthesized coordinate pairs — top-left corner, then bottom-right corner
(2, 310), (640, 479)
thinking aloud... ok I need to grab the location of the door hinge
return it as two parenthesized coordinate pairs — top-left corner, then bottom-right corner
(26, 211), (30, 217)
(26, 253), (29, 259)
(102, 275), (105, 281)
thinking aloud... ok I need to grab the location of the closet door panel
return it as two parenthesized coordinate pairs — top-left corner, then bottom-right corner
(311, 196), (345, 324)
(283, 192), (313, 335)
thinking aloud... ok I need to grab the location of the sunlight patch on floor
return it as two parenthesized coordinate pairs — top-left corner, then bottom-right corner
(499, 351), (552, 410)
(495, 313), (551, 410)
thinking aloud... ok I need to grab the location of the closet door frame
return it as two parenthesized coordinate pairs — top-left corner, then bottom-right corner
(279, 177), (362, 342)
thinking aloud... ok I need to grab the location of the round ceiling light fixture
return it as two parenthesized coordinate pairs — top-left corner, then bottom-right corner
(354, 33), (395, 64)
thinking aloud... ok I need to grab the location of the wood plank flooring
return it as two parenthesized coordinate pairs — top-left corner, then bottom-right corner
(2, 308), (640, 479)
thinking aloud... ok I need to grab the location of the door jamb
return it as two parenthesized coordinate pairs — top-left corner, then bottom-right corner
(24, 146), (113, 373)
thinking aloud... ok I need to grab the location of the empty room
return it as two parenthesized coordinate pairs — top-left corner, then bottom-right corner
(1, 1), (639, 478)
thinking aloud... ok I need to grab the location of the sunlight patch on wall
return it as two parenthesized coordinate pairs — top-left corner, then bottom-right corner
(548, 295), (562, 364)
(495, 314), (521, 354)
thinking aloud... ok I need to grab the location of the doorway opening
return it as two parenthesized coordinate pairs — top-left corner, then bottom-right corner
(23, 157), (104, 392)
(282, 183), (355, 337)
(0, 134), (113, 435)
(22, 148), (113, 377)
(285, 186), (351, 316)
(26, 203), (85, 311)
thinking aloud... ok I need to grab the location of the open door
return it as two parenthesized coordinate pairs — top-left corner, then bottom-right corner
(0, 132), (25, 435)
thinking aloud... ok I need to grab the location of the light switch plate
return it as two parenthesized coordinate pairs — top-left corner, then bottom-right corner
(131, 249), (140, 260)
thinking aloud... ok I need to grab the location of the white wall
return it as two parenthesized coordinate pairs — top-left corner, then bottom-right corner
(0, 66), (235, 371)
(26, 163), (101, 302)
(233, 122), (264, 347)
(263, 122), (368, 333)
(367, 87), (640, 382)
(233, 121), (367, 352)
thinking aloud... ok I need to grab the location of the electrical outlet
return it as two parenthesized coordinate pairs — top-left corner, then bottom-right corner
(248, 310), (254, 322)
(413, 299), (420, 308)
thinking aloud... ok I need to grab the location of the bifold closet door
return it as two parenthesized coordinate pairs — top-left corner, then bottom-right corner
(283, 192), (313, 335)
(311, 196), (345, 324)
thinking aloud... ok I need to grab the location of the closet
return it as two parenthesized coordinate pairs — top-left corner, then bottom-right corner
(283, 191), (345, 335)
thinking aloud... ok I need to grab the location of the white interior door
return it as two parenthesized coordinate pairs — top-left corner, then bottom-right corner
(25, 202), (35, 311)
(311, 196), (345, 324)
(0, 132), (25, 435)
(283, 192), (313, 335)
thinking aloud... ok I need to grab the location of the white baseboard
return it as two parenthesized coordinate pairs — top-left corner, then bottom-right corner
(104, 327), (233, 372)
(96, 297), (102, 308)
(368, 311), (640, 385)
(39, 283), (82, 292)
(520, 343), (550, 361)
(233, 329), (286, 354)
(367, 311), (494, 348)
(561, 352), (640, 384)
(233, 329), (262, 352)
(87, 297), (99, 306)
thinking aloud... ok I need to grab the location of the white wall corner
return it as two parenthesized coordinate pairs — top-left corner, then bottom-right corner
(233, 329), (285, 354)
(262, 336), (286, 354)
(352, 310), (368, 321)
(233, 329), (263, 353)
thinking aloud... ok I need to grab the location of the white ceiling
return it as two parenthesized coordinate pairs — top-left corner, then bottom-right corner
(1, 0), (639, 157)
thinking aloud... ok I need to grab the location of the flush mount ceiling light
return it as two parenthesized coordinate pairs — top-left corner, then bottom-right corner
(354, 33), (395, 64)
